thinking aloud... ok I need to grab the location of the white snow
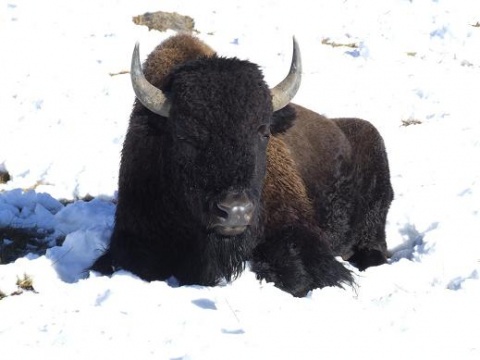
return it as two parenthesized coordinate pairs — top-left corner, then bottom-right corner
(1, 0), (479, 359)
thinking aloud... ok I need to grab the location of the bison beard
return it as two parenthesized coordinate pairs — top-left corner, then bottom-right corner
(176, 230), (257, 286)
(90, 34), (393, 297)
(91, 225), (259, 286)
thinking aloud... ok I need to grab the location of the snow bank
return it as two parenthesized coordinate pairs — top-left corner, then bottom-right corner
(1, 0), (479, 359)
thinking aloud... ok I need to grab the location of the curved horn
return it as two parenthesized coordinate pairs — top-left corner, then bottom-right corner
(131, 42), (171, 117)
(270, 37), (302, 112)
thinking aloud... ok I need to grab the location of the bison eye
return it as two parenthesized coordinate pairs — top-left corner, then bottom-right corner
(257, 124), (271, 139)
(177, 136), (199, 157)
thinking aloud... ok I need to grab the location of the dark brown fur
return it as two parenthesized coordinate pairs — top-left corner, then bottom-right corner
(274, 105), (393, 264)
(262, 136), (314, 231)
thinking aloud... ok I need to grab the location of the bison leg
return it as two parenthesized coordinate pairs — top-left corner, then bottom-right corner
(347, 248), (387, 271)
(334, 118), (394, 271)
(344, 189), (392, 270)
(90, 250), (115, 275)
(90, 227), (178, 282)
(251, 225), (353, 297)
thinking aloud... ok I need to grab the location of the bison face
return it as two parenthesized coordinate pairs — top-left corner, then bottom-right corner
(164, 57), (273, 237)
(130, 39), (301, 239)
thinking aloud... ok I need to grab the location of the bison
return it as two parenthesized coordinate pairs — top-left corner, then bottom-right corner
(91, 34), (393, 297)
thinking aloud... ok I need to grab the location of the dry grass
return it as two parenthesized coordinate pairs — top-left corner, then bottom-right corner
(321, 38), (358, 49)
(401, 119), (423, 127)
(16, 273), (36, 292)
(0, 274), (37, 300)
(109, 70), (129, 77)
(133, 11), (195, 33)
(0, 226), (65, 265)
(0, 170), (10, 184)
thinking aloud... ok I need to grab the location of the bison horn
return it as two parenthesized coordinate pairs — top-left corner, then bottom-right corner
(270, 37), (302, 112)
(131, 43), (171, 117)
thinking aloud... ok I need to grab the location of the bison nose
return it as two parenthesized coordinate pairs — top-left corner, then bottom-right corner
(212, 192), (254, 236)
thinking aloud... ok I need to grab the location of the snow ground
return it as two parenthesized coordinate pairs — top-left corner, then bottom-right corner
(1, 0), (479, 359)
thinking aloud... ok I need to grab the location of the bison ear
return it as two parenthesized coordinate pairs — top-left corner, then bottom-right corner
(271, 105), (297, 135)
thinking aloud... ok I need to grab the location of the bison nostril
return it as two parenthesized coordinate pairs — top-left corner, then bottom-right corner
(211, 192), (255, 235)
(217, 197), (254, 223)
(217, 202), (253, 224)
(214, 206), (229, 220)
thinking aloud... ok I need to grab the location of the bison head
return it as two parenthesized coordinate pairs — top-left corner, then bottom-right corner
(129, 38), (302, 240)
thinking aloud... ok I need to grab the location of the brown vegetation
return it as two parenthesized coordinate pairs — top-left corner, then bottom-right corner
(321, 37), (358, 49)
(133, 11), (195, 33)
